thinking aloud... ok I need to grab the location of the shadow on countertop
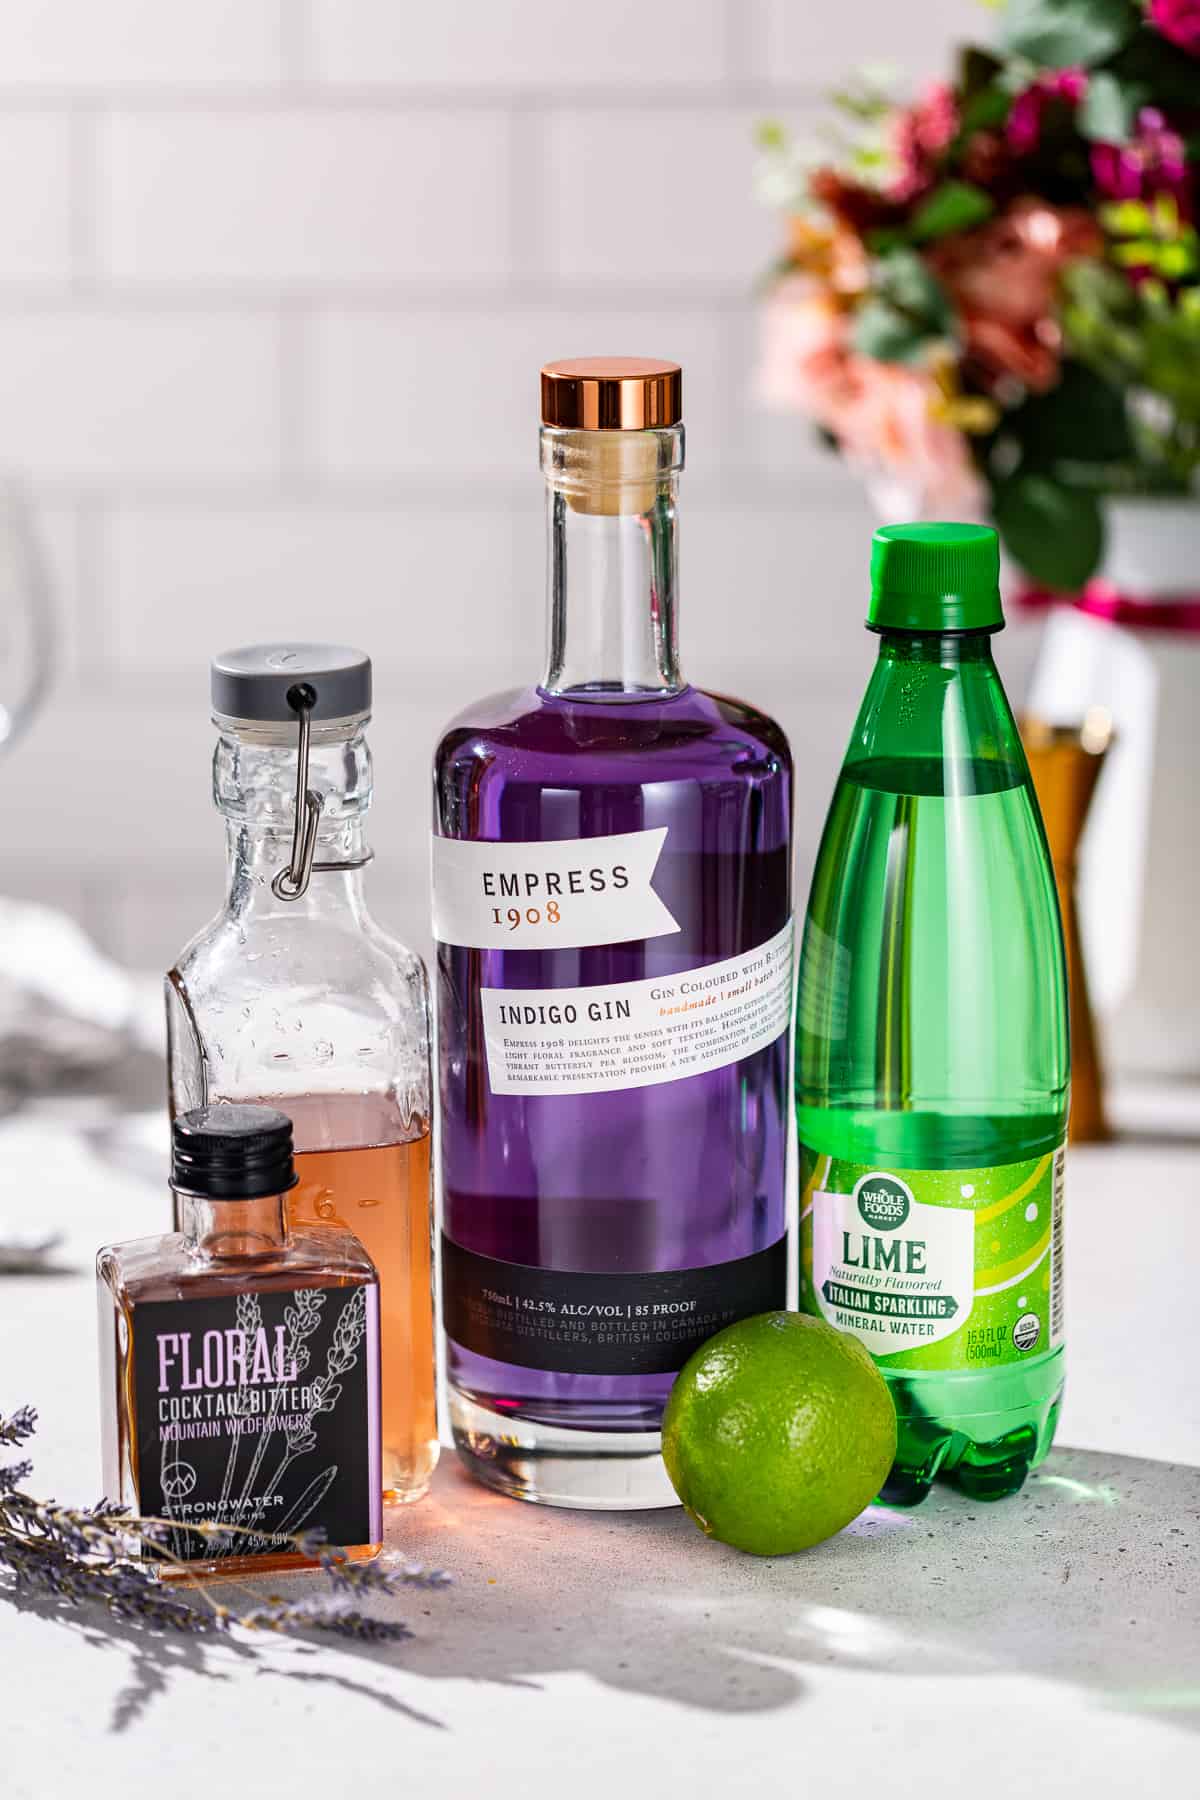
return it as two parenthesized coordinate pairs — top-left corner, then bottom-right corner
(7, 1443), (1192, 1738)
(377, 1445), (1200, 1725)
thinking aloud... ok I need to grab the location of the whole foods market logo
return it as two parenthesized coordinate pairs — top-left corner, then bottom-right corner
(854, 1172), (912, 1232)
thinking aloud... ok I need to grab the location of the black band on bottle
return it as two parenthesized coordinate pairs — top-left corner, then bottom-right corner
(441, 1232), (787, 1376)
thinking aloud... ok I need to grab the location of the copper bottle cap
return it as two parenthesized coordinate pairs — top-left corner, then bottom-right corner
(540, 357), (682, 431)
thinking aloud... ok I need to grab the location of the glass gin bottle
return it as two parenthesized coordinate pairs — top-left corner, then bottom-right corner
(433, 359), (793, 1509)
(98, 1105), (383, 1577)
(796, 524), (1069, 1504)
(167, 645), (436, 1503)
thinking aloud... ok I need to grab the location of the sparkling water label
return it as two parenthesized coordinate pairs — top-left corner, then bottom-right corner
(431, 827), (680, 949)
(799, 1144), (1065, 1371)
(479, 920), (793, 1096)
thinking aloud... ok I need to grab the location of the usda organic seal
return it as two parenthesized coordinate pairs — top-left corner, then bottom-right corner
(1013, 1311), (1041, 1352)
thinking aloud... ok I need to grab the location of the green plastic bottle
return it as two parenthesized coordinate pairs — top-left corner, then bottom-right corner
(797, 523), (1069, 1504)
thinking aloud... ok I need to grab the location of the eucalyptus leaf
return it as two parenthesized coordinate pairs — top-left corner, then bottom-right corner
(874, 248), (955, 333)
(1001, 0), (1136, 70)
(1079, 71), (1148, 145)
(851, 249), (955, 364)
(851, 297), (938, 365)
(993, 474), (1104, 590)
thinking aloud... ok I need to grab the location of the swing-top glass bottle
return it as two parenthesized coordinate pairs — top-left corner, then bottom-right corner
(166, 644), (437, 1503)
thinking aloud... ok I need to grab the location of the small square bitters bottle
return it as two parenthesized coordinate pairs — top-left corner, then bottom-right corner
(98, 1105), (383, 1576)
(433, 359), (794, 1508)
(166, 645), (437, 1504)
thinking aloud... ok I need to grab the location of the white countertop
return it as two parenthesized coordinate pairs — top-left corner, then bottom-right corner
(1, 1100), (1198, 1798)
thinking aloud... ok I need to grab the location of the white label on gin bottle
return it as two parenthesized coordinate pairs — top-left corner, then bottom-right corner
(480, 920), (794, 1096)
(431, 828), (681, 950)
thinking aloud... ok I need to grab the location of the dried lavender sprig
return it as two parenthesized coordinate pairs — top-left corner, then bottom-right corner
(1, 1533), (215, 1632)
(0, 1405), (36, 1446)
(238, 1594), (414, 1642)
(0, 1461), (32, 1496)
(315, 1546), (454, 1595)
(1, 1405), (450, 1643)
(4, 1533), (415, 1641)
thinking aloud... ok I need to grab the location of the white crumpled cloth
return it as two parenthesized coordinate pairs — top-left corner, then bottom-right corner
(0, 897), (165, 1266)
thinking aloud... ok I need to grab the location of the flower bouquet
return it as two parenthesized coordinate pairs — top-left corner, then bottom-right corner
(757, 0), (1200, 591)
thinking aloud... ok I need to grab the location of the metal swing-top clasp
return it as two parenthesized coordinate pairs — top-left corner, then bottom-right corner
(271, 682), (374, 902)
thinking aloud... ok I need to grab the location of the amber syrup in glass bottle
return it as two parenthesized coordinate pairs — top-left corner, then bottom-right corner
(97, 1105), (383, 1578)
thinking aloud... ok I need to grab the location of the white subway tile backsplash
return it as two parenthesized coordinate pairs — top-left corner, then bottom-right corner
(305, 0), (727, 89)
(106, 503), (524, 683)
(0, 113), (73, 282)
(98, 109), (513, 285)
(10, 683), (449, 872)
(0, 0), (969, 964)
(0, 1), (284, 87)
(685, 493), (874, 687)
(544, 108), (782, 287)
(0, 311), (281, 481)
(306, 306), (731, 483)
(752, 0), (969, 90)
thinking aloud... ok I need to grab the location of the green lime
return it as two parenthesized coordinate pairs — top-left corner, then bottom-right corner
(661, 1311), (897, 1556)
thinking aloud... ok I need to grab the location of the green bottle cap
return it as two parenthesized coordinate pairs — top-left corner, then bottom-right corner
(868, 522), (1004, 633)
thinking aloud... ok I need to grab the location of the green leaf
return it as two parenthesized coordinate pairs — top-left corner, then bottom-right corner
(1078, 71), (1148, 145)
(908, 181), (995, 243)
(1008, 362), (1135, 467)
(1001, 0), (1136, 70)
(864, 227), (906, 256)
(993, 474), (1104, 590)
(957, 86), (1013, 136)
(955, 45), (1012, 134)
(958, 44), (1006, 104)
(1106, 29), (1200, 110)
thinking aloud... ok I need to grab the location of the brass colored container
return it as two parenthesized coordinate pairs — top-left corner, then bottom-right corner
(1021, 712), (1114, 1143)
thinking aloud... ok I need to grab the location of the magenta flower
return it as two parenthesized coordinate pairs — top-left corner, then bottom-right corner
(1006, 69), (1087, 156)
(1149, 0), (1200, 56)
(1092, 108), (1191, 213)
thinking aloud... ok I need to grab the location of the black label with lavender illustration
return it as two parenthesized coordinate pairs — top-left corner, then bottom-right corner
(442, 1233), (788, 1375)
(131, 1286), (378, 1562)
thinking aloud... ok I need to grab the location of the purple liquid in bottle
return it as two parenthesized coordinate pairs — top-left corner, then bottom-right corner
(433, 376), (792, 1508)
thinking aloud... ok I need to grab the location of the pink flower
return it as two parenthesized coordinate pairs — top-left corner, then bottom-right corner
(833, 360), (984, 515)
(930, 200), (1103, 391)
(1149, 0), (1200, 55)
(759, 278), (982, 515)
(889, 81), (959, 201)
(758, 280), (852, 419)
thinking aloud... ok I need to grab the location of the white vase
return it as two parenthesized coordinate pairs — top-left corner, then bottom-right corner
(1026, 496), (1200, 1079)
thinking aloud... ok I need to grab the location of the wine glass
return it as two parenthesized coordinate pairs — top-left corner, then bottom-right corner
(0, 480), (53, 756)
